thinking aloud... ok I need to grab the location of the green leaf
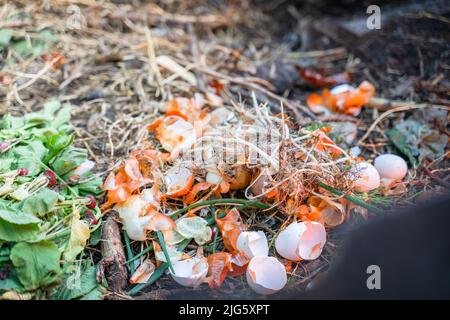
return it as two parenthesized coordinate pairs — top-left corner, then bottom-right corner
(0, 276), (25, 293)
(18, 188), (58, 217)
(1, 114), (24, 130)
(13, 140), (47, 175)
(43, 132), (74, 163)
(52, 105), (72, 129)
(0, 201), (41, 224)
(51, 147), (87, 177)
(75, 175), (103, 196)
(10, 29), (57, 59)
(0, 29), (13, 50)
(88, 226), (102, 246)
(386, 128), (418, 167)
(10, 241), (62, 291)
(0, 152), (14, 173)
(79, 286), (104, 300)
(0, 218), (42, 242)
(53, 265), (98, 300)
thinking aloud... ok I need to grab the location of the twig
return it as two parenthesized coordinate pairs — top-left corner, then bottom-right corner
(193, 67), (317, 121)
(358, 102), (450, 144)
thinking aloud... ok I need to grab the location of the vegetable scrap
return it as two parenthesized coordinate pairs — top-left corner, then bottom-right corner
(0, 101), (104, 300)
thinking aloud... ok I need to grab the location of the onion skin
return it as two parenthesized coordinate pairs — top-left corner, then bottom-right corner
(228, 165), (251, 190)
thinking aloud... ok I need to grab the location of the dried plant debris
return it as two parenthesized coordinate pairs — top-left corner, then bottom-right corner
(0, 0), (448, 300)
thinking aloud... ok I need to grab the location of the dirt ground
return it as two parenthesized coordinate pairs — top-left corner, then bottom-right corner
(0, 0), (448, 299)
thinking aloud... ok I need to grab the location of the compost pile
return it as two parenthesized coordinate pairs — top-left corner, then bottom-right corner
(0, 1), (448, 300)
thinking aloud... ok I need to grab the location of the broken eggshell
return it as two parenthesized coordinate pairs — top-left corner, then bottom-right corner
(169, 257), (209, 287)
(351, 162), (380, 193)
(275, 221), (326, 261)
(114, 195), (150, 241)
(236, 231), (269, 259)
(164, 165), (194, 198)
(246, 256), (287, 295)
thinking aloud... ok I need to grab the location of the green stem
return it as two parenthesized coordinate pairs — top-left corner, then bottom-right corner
(123, 233), (136, 274)
(157, 230), (175, 274)
(318, 181), (383, 213)
(126, 245), (153, 264)
(169, 198), (271, 218)
(127, 238), (190, 296)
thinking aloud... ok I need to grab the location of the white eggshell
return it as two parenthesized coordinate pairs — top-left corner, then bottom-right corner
(124, 216), (152, 241)
(297, 222), (327, 260)
(170, 257), (209, 287)
(351, 162), (381, 192)
(246, 256), (287, 295)
(236, 231), (269, 259)
(275, 222), (304, 261)
(275, 221), (327, 261)
(374, 154), (407, 180)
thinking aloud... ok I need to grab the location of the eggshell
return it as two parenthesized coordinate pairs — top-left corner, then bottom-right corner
(246, 256), (287, 295)
(170, 257), (209, 287)
(374, 154), (407, 180)
(236, 231), (269, 259)
(164, 166), (194, 197)
(275, 221), (326, 261)
(115, 195), (151, 240)
(351, 162), (380, 192)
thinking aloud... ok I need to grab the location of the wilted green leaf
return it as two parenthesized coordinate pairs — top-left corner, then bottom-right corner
(75, 175), (103, 196)
(18, 188), (58, 217)
(13, 140), (47, 175)
(0, 29), (13, 50)
(0, 201), (41, 224)
(0, 218), (41, 242)
(53, 265), (98, 300)
(176, 216), (208, 239)
(51, 147), (87, 177)
(386, 128), (418, 167)
(10, 241), (61, 291)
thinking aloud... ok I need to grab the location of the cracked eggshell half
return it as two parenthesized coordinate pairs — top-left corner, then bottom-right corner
(275, 221), (326, 261)
(246, 256), (287, 295)
(169, 257), (209, 287)
(236, 231), (269, 259)
(351, 162), (380, 193)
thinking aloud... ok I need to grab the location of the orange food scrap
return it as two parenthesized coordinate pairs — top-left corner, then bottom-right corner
(307, 81), (375, 116)
(206, 252), (233, 288)
(215, 208), (246, 252)
(313, 127), (343, 158)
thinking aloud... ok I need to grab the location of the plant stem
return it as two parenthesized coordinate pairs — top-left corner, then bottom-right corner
(157, 230), (175, 274)
(126, 244), (153, 264)
(123, 233), (136, 274)
(318, 181), (383, 213)
(169, 198), (271, 218)
(127, 238), (190, 296)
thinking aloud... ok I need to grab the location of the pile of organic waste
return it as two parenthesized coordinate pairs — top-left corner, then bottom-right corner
(0, 101), (104, 300)
(0, 0), (448, 300)
(102, 89), (412, 297)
